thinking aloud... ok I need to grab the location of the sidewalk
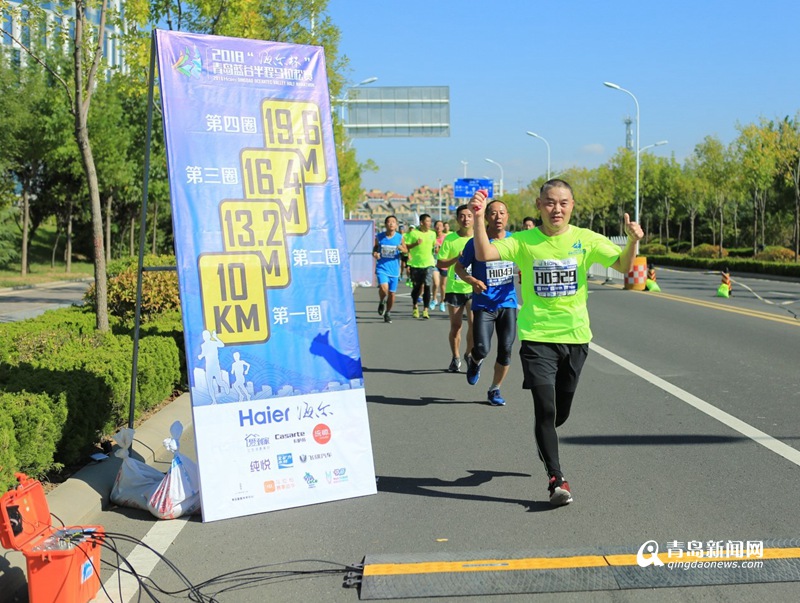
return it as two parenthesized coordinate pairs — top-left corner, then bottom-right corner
(1, 393), (193, 601)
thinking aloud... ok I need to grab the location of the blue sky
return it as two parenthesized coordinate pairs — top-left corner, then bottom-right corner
(328, 0), (800, 195)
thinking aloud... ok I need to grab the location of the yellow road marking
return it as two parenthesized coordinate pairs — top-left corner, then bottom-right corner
(639, 290), (800, 327)
(363, 547), (800, 576)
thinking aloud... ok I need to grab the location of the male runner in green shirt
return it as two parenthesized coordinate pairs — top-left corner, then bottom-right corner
(437, 204), (475, 372)
(469, 180), (643, 506)
(404, 214), (437, 319)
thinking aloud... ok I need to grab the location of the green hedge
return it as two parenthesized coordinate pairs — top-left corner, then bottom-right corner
(0, 308), (181, 470)
(0, 391), (67, 490)
(644, 254), (800, 277)
(0, 409), (17, 492)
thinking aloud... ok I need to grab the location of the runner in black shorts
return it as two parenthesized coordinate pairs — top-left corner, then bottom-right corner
(456, 199), (517, 406)
(469, 181), (643, 506)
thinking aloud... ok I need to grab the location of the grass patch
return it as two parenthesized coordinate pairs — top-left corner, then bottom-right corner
(0, 262), (95, 288)
(1, 218), (97, 288)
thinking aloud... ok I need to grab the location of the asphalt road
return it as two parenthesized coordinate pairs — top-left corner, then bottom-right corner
(0, 279), (92, 322)
(68, 266), (800, 603)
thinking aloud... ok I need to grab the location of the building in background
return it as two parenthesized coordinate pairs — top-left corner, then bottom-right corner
(1, 1), (125, 72)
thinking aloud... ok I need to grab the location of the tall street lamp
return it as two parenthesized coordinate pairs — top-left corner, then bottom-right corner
(639, 140), (668, 153)
(460, 160), (468, 178)
(525, 131), (551, 180)
(604, 81), (641, 224)
(438, 178), (443, 220)
(484, 158), (504, 197)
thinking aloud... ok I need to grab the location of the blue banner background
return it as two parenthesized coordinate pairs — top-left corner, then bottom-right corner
(156, 30), (363, 406)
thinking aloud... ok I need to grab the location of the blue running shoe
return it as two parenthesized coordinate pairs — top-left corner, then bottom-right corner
(466, 354), (482, 385)
(439, 302), (446, 312)
(487, 388), (505, 406)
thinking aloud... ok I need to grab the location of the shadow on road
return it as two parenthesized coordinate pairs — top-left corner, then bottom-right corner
(366, 394), (467, 406)
(562, 434), (744, 445)
(377, 469), (554, 512)
(363, 366), (448, 375)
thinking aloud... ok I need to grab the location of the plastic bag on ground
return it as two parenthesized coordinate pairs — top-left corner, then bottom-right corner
(110, 427), (165, 511)
(147, 421), (201, 519)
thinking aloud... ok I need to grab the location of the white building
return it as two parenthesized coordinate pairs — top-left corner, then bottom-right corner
(2, 1), (125, 72)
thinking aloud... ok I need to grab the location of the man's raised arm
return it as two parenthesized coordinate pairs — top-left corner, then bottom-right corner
(469, 190), (500, 262)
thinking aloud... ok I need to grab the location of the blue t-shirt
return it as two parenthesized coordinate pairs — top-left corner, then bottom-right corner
(375, 231), (403, 277)
(459, 234), (518, 310)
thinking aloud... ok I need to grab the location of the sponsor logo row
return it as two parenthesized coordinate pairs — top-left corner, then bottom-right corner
(264, 467), (349, 493)
(244, 423), (331, 450)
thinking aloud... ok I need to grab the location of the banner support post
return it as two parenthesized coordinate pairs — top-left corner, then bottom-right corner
(128, 31), (158, 429)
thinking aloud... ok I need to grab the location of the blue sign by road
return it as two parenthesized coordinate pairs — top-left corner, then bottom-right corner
(454, 178), (494, 199)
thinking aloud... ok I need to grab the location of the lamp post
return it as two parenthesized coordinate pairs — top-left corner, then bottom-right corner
(525, 131), (551, 180)
(460, 160), (468, 178)
(484, 158), (504, 197)
(604, 81), (640, 224)
(438, 178), (443, 220)
(639, 140), (668, 153)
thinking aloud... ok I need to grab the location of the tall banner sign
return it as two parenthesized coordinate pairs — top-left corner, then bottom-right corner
(155, 30), (376, 521)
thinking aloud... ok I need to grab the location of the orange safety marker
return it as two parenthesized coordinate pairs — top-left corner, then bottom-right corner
(717, 268), (732, 298)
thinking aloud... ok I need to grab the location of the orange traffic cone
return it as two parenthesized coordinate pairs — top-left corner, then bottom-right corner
(645, 265), (661, 292)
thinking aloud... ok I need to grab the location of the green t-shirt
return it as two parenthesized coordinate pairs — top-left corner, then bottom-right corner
(439, 231), (474, 294)
(404, 229), (437, 268)
(492, 226), (620, 343)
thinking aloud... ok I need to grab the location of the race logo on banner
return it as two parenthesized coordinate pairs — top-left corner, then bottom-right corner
(155, 30), (376, 522)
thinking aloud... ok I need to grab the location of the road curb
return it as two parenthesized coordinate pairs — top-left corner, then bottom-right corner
(0, 277), (95, 295)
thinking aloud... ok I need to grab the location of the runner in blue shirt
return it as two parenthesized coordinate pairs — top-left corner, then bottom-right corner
(373, 215), (406, 324)
(456, 199), (518, 405)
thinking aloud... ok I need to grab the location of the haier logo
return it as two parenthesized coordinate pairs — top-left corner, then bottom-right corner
(239, 406), (290, 427)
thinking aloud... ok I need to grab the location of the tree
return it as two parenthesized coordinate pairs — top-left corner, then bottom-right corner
(8, 1), (116, 330)
(607, 148), (636, 233)
(584, 165), (615, 233)
(775, 116), (800, 261)
(677, 158), (707, 249)
(735, 120), (779, 255)
(693, 136), (734, 256)
(88, 76), (137, 261)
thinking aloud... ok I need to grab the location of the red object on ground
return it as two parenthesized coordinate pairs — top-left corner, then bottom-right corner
(0, 473), (104, 603)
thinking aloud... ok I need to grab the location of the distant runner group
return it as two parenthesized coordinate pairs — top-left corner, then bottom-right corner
(373, 178), (644, 506)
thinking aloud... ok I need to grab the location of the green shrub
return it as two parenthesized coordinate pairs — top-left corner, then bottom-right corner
(671, 241), (692, 254)
(0, 330), (126, 464)
(756, 246), (796, 262)
(640, 243), (667, 255)
(0, 410), (18, 493)
(726, 248), (754, 258)
(140, 310), (187, 386)
(136, 335), (181, 412)
(85, 254), (180, 322)
(0, 391), (67, 480)
(688, 244), (728, 259)
(0, 302), (182, 469)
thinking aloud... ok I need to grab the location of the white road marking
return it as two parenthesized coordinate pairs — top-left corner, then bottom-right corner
(590, 342), (800, 467)
(92, 518), (190, 603)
